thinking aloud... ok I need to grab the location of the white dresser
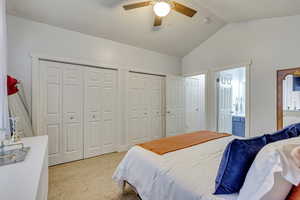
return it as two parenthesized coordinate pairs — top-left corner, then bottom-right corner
(0, 136), (48, 200)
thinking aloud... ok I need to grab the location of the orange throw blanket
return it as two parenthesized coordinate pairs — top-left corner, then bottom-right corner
(138, 131), (231, 155)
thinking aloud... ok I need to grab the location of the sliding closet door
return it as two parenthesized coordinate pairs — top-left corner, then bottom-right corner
(40, 61), (84, 165)
(84, 68), (117, 158)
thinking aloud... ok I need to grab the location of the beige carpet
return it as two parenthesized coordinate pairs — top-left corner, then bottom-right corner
(48, 152), (139, 200)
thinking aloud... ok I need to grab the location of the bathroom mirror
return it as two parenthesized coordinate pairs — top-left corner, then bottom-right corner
(277, 68), (300, 130)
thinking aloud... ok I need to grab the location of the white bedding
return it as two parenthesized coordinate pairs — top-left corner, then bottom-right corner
(113, 136), (239, 200)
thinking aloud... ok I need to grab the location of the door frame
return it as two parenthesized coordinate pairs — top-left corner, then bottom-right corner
(276, 67), (300, 130)
(211, 63), (251, 137)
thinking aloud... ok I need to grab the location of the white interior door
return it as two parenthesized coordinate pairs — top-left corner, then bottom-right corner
(62, 65), (84, 163)
(101, 69), (117, 153)
(166, 75), (185, 137)
(84, 68), (117, 158)
(40, 61), (63, 165)
(217, 74), (233, 133)
(185, 77), (204, 132)
(128, 72), (164, 145)
(149, 76), (165, 140)
(40, 61), (84, 165)
(84, 68), (102, 158)
(128, 73), (150, 145)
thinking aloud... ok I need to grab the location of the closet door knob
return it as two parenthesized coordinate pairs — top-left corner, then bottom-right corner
(70, 116), (74, 120)
(92, 115), (96, 118)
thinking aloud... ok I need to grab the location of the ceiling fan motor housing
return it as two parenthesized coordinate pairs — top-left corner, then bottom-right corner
(123, 0), (197, 27)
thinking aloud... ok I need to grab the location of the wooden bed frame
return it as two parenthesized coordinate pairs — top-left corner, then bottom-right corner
(122, 180), (142, 200)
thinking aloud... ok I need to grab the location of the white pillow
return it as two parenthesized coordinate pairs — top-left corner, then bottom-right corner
(238, 137), (300, 200)
(261, 172), (292, 200)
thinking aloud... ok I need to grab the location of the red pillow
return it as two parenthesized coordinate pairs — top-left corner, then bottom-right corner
(286, 185), (300, 200)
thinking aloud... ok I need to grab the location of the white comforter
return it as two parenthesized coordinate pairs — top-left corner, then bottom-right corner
(113, 136), (238, 200)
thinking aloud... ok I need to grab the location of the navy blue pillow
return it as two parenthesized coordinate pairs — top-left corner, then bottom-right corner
(265, 123), (300, 143)
(214, 136), (267, 194)
(214, 123), (300, 195)
(286, 123), (300, 137)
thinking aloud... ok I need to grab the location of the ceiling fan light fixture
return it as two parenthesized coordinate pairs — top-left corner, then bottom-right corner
(153, 1), (171, 17)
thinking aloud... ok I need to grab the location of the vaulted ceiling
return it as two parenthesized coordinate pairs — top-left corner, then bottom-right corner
(6, 0), (300, 57)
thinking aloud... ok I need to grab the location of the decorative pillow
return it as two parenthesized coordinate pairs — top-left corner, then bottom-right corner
(238, 138), (300, 200)
(261, 172), (292, 200)
(214, 123), (300, 195)
(214, 136), (267, 194)
(265, 123), (300, 143)
(265, 127), (290, 143)
(287, 123), (300, 138)
(286, 185), (300, 200)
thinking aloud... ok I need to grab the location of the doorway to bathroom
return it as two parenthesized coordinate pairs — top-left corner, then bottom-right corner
(215, 67), (247, 137)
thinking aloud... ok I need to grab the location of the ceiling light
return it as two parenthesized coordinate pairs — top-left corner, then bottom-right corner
(153, 1), (171, 17)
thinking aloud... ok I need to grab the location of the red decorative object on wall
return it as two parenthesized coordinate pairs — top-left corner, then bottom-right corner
(7, 75), (19, 96)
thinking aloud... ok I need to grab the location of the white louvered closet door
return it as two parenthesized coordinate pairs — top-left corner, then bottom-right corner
(128, 72), (165, 146)
(40, 61), (84, 165)
(84, 68), (117, 158)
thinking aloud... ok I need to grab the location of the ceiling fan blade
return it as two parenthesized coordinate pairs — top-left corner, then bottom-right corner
(154, 15), (162, 26)
(123, 1), (152, 10)
(172, 1), (197, 17)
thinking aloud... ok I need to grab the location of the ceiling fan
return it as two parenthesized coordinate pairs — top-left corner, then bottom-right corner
(123, 0), (197, 27)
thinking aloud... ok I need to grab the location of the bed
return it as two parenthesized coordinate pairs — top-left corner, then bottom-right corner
(113, 135), (239, 200)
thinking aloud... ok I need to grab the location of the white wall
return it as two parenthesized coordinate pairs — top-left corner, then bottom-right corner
(7, 15), (181, 112)
(182, 15), (300, 136)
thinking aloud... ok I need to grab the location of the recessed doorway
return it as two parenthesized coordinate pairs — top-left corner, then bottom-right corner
(185, 74), (206, 132)
(215, 67), (247, 137)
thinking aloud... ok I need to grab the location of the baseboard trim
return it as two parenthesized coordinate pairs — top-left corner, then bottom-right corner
(118, 145), (130, 152)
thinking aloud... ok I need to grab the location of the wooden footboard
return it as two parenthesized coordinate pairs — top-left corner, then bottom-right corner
(138, 131), (230, 155)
